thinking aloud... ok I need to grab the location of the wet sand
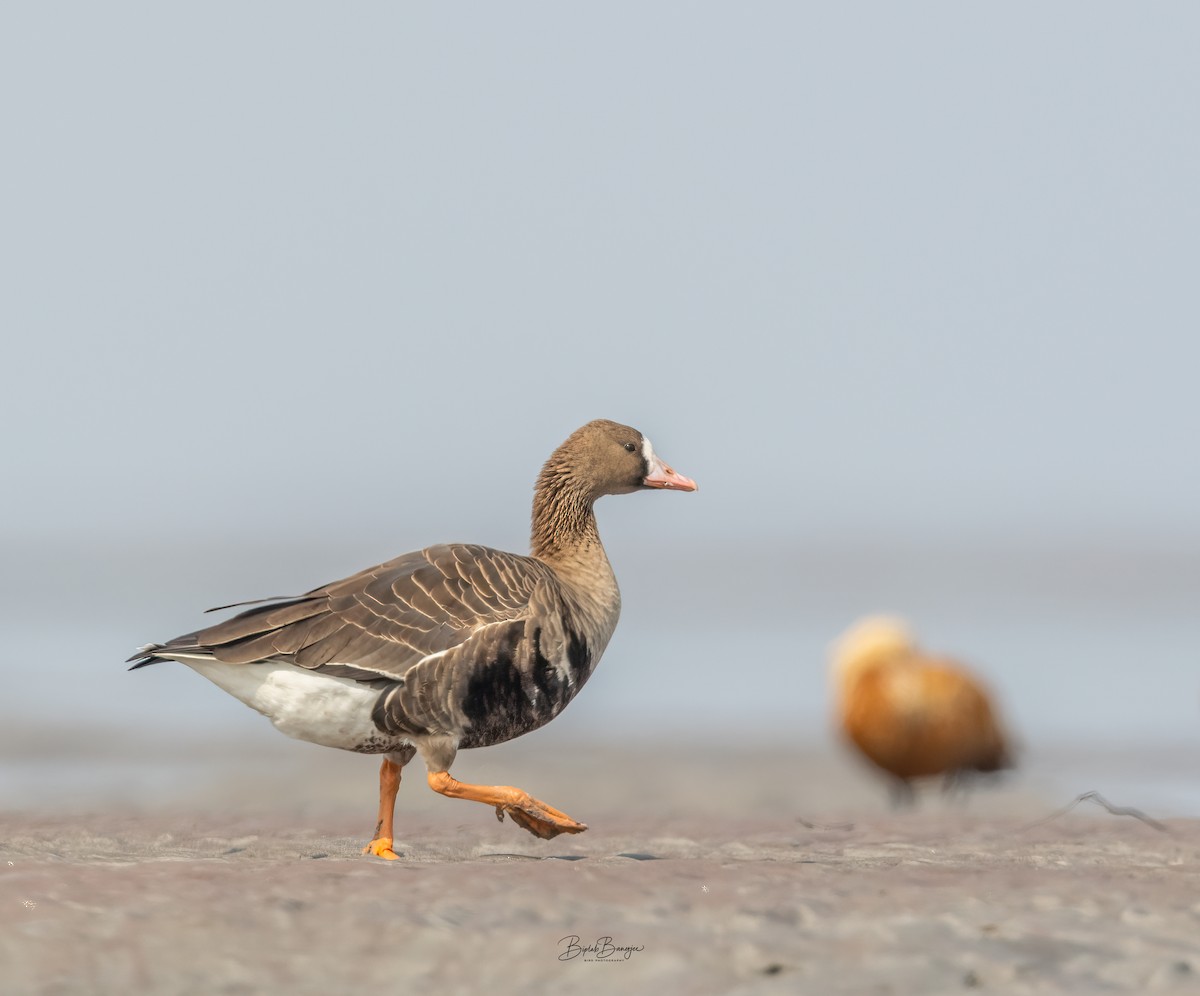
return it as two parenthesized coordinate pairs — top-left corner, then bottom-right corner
(3, 741), (1198, 994)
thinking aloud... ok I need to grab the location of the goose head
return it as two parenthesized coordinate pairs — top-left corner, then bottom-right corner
(543, 419), (698, 501)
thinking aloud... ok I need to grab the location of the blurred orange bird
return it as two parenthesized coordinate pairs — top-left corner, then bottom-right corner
(830, 617), (1012, 805)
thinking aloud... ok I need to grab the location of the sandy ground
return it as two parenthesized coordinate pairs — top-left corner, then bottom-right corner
(2, 740), (1199, 995)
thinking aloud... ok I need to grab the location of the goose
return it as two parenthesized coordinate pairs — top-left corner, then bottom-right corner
(830, 616), (1012, 806)
(129, 419), (696, 858)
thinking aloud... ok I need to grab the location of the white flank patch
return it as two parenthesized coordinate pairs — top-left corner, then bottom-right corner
(178, 656), (394, 751)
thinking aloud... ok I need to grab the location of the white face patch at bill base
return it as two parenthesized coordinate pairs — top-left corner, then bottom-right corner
(641, 436), (662, 476)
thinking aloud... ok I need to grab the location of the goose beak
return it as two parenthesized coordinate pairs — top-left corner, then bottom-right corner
(643, 459), (698, 492)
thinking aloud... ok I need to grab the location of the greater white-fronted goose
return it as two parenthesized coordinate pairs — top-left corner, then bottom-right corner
(830, 616), (1012, 806)
(129, 420), (696, 858)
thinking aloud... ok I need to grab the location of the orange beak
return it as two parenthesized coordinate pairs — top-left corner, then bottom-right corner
(643, 459), (698, 492)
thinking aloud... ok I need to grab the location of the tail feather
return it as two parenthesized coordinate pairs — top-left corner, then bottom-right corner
(127, 634), (207, 670)
(128, 596), (316, 672)
(127, 643), (167, 670)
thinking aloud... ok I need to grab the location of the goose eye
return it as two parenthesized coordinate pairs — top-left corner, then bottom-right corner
(623, 442), (637, 453)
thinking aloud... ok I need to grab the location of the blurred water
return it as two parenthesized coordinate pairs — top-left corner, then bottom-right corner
(2, 537), (1197, 815)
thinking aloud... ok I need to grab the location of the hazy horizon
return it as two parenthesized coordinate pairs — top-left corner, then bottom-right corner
(2, 6), (1197, 798)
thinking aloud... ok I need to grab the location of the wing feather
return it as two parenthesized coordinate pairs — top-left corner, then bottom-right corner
(146, 544), (550, 684)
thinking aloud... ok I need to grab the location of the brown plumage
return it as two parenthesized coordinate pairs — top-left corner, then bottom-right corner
(129, 419), (696, 857)
(830, 616), (1012, 805)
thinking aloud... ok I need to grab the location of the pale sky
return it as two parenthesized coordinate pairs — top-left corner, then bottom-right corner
(3, 3), (1198, 555)
(3, 6), (1199, 760)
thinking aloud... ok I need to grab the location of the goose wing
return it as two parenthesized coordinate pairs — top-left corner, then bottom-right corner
(128, 543), (551, 684)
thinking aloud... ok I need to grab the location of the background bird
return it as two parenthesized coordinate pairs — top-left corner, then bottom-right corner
(830, 616), (1012, 806)
(129, 419), (696, 858)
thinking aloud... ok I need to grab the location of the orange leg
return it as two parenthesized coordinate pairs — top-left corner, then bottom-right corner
(362, 758), (403, 860)
(426, 770), (587, 839)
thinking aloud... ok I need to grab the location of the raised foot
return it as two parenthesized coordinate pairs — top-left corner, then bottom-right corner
(362, 837), (400, 860)
(496, 797), (588, 840)
(426, 771), (588, 839)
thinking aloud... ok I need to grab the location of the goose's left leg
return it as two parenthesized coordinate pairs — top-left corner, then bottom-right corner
(426, 771), (588, 839)
(363, 747), (416, 860)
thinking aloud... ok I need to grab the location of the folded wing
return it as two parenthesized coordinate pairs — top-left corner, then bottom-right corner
(128, 543), (549, 686)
